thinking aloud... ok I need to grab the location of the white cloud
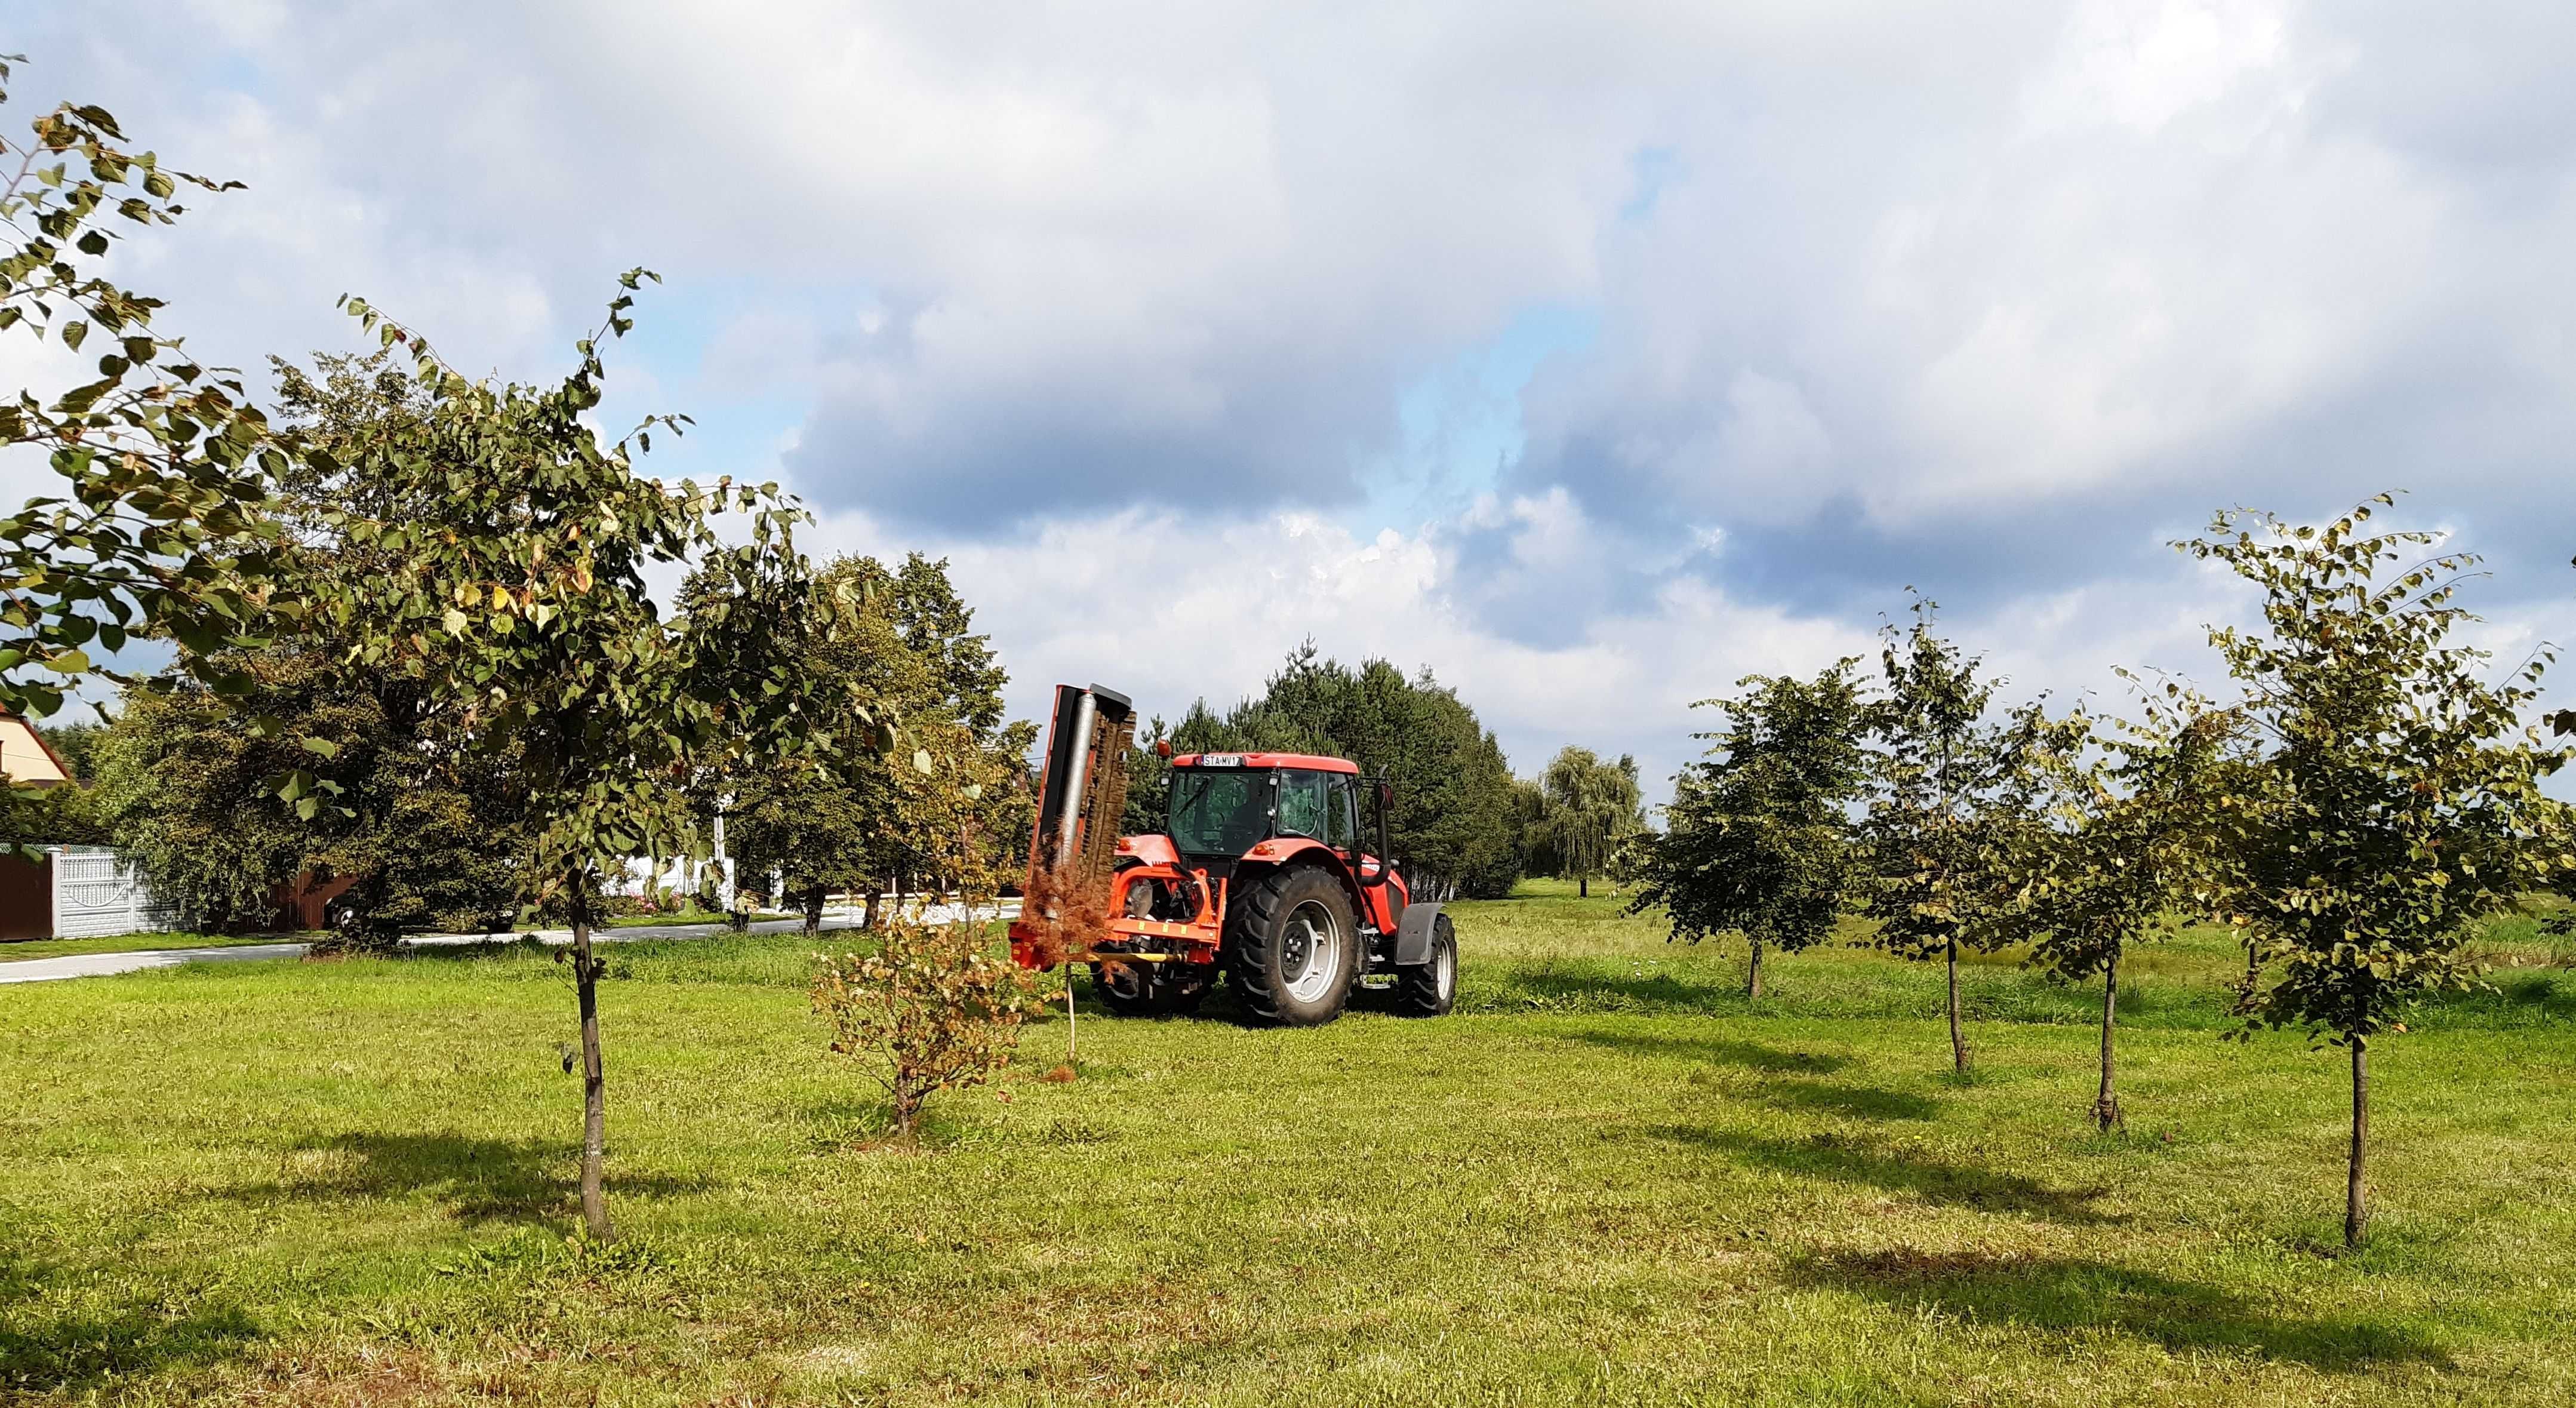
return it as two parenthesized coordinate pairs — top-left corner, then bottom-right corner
(8, 1), (2575, 795)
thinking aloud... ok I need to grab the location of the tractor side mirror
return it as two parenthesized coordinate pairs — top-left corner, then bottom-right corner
(1376, 781), (1394, 810)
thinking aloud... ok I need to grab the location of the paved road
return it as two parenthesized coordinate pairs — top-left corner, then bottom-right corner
(0, 901), (1019, 986)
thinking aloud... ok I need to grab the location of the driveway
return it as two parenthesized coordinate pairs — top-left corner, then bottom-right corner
(0, 900), (1021, 986)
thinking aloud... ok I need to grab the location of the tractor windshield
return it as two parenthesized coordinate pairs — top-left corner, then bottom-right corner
(1167, 768), (1272, 856)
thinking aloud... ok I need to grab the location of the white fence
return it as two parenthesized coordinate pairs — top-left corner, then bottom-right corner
(50, 847), (180, 940)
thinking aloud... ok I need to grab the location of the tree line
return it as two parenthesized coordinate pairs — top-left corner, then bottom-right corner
(1632, 502), (2574, 1246)
(1118, 644), (1645, 901)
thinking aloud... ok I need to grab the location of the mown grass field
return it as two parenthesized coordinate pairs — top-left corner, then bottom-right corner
(6, 880), (2574, 1406)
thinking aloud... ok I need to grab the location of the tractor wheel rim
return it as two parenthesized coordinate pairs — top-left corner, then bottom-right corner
(1280, 900), (1341, 1003)
(1435, 941), (1455, 1003)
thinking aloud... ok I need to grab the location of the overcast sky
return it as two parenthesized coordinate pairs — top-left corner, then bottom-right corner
(12, 2), (2573, 798)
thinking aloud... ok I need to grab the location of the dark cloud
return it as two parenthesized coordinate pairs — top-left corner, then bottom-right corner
(781, 328), (1393, 528)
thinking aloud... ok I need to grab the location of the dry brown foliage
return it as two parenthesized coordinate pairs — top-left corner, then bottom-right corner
(1017, 860), (1115, 969)
(812, 918), (1041, 1142)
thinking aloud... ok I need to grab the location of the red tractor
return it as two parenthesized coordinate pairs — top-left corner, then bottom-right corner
(1007, 684), (1458, 1026)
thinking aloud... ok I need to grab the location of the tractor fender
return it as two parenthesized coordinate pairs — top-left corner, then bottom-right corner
(1394, 902), (1445, 967)
(1235, 837), (1379, 927)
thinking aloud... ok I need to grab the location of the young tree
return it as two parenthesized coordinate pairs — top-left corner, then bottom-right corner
(1633, 661), (1869, 998)
(814, 914), (1039, 1142)
(812, 731), (1038, 1141)
(1541, 746), (1645, 898)
(1860, 597), (2052, 1074)
(321, 276), (846, 1240)
(2016, 680), (2245, 1130)
(2183, 497), (2572, 1246)
(1, 59), (312, 854)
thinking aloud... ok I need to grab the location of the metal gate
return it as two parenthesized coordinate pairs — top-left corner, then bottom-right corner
(50, 847), (179, 940)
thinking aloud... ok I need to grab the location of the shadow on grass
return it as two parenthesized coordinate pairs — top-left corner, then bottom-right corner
(209, 1132), (712, 1226)
(1661, 1129), (2124, 1226)
(1761, 1079), (1941, 1121)
(0, 1243), (263, 1394)
(395, 936), (554, 964)
(1788, 1248), (2449, 1370)
(2422, 970), (2576, 1025)
(1565, 1031), (1851, 1074)
(1490, 966), (1738, 1015)
(1567, 1033), (1936, 1120)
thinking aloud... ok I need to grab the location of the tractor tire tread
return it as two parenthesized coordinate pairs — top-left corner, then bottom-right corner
(1227, 865), (1357, 1027)
(1393, 913), (1458, 1017)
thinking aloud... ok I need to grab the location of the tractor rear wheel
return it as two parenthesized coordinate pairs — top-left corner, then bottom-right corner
(1092, 960), (1209, 1018)
(1227, 866), (1359, 1026)
(1392, 913), (1457, 1017)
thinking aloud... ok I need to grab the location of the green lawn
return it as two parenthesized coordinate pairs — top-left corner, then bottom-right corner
(5, 881), (2574, 1405)
(0, 932), (306, 963)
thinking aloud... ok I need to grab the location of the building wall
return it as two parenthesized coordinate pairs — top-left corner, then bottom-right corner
(0, 717), (70, 787)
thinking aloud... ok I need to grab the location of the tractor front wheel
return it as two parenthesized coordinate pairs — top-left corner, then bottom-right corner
(1392, 913), (1458, 1017)
(1227, 866), (1359, 1026)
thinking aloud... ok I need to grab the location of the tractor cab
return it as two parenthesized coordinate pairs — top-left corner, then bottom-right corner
(1006, 686), (1458, 1026)
(1165, 754), (1377, 880)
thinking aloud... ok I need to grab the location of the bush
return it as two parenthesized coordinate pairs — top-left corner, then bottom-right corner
(812, 920), (1041, 1142)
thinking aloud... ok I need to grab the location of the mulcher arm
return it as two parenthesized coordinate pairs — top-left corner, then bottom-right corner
(1026, 684), (1136, 896)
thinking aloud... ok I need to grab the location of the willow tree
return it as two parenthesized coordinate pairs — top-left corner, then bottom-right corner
(1541, 746), (1644, 898)
(2184, 497), (2571, 1246)
(321, 274), (851, 1239)
(1634, 660), (1869, 998)
(2017, 680), (2245, 1130)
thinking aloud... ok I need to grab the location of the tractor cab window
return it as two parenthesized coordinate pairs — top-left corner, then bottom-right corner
(1325, 777), (1358, 850)
(1168, 768), (1272, 856)
(1274, 769), (1332, 841)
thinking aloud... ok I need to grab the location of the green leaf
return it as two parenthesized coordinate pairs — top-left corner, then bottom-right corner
(44, 648), (90, 675)
(300, 737), (341, 760)
(913, 749), (934, 775)
(60, 321), (88, 352)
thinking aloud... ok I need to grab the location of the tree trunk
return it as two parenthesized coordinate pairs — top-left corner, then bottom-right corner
(1746, 937), (1764, 1001)
(570, 872), (614, 1242)
(1578, 874), (1589, 899)
(863, 885), (884, 930)
(2347, 1036), (2369, 1249)
(1064, 968), (1079, 1062)
(2093, 949), (2121, 1132)
(1946, 938), (1971, 1074)
(802, 887), (824, 939)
